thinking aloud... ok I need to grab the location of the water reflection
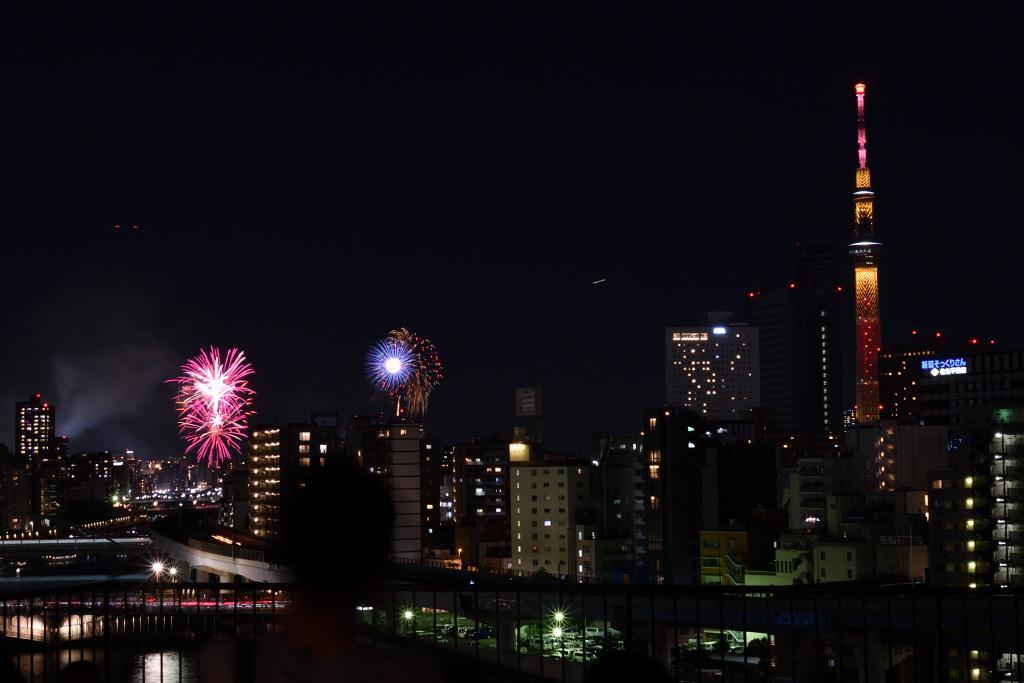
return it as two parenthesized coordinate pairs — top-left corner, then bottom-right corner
(131, 650), (196, 682)
(16, 649), (196, 682)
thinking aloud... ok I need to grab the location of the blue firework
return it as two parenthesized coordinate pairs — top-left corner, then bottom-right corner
(367, 337), (414, 393)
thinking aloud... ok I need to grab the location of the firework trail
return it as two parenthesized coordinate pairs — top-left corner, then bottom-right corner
(168, 347), (255, 467)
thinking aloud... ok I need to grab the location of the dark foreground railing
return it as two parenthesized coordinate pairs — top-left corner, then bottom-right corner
(4, 581), (1024, 682)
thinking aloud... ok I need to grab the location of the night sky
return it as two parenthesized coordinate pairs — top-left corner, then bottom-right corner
(1, 5), (1021, 458)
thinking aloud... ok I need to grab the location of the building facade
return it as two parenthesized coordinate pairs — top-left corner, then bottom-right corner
(15, 394), (55, 460)
(353, 418), (429, 562)
(642, 407), (719, 585)
(665, 316), (760, 420)
(248, 418), (344, 542)
(751, 243), (844, 436)
(928, 422), (1024, 588)
(880, 341), (1024, 426)
(510, 458), (590, 579)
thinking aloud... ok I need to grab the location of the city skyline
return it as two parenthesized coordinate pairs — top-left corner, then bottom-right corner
(4, 8), (1024, 681)
(2, 6), (1020, 459)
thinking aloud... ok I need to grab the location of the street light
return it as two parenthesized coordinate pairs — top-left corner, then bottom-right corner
(151, 561), (164, 582)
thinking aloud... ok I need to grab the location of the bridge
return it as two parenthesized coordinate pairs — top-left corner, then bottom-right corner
(3, 578), (1024, 682)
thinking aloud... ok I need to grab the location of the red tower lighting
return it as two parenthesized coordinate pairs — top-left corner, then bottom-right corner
(849, 82), (882, 425)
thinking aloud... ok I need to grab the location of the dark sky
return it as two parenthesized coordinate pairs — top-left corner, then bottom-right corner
(1, 5), (1021, 458)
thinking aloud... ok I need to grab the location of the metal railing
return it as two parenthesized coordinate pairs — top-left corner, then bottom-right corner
(5, 580), (1024, 682)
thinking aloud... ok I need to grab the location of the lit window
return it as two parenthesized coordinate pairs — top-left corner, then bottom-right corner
(299, 457), (310, 467)
(299, 432), (311, 442)
(544, 520), (552, 527)
(298, 444), (309, 454)
(319, 444), (327, 454)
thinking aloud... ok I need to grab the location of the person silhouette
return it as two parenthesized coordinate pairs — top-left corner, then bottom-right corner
(201, 463), (445, 683)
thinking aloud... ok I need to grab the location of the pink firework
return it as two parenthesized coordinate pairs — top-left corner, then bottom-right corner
(168, 347), (255, 467)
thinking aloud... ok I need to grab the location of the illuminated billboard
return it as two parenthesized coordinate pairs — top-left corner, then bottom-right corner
(921, 357), (968, 377)
(672, 332), (708, 342)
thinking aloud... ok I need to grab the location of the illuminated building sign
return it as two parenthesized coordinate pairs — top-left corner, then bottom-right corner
(921, 357), (968, 377)
(712, 326), (727, 335)
(672, 332), (708, 342)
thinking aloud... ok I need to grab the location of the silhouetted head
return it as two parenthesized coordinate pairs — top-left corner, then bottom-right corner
(583, 651), (671, 683)
(281, 464), (393, 592)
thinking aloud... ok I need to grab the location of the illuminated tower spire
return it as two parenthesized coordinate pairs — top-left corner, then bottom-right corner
(849, 82), (881, 424)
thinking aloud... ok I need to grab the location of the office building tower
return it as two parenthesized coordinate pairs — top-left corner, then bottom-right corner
(752, 246), (844, 436)
(665, 314), (760, 420)
(16, 394), (55, 460)
(879, 341), (941, 422)
(881, 341), (1024, 426)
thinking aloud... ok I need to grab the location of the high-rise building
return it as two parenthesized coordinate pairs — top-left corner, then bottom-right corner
(643, 408), (779, 585)
(0, 447), (32, 531)
(584, 434), (646, 581)
(848, 83), (883, 424)
(453, 437), (511, 523)
(452, 436), (511, 571)
(15, 394), (55, 460)
(248, 418), (344, 541)
(880, 341), (1024, 426)
(510, 458), (590, 579)
(34, 434), (67, 524)
(928, 422), (1024, 588)
(642, 407), (720, 585)
(352, 418), (429, 562)
(665, 314), (760, 420)
(879, 341), (941, 422)
(752, 244), (844, 436)
(420, 437), (442, 548)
